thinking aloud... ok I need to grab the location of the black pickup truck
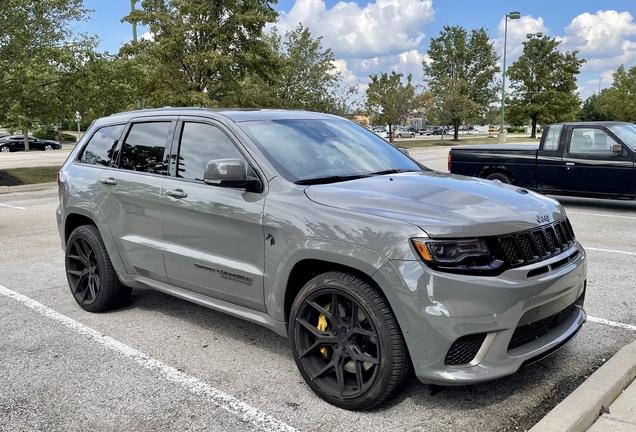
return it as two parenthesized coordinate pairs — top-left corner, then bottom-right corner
(449, 121), (636, 200)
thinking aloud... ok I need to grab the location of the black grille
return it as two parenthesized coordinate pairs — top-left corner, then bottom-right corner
(495, 218), (576, 268)
(445, 333), (487, 365)
(508, 303), (576, 350)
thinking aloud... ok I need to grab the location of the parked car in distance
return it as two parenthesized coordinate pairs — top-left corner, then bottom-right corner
(430, 126), (447, 135)
(57, 108), (587, 410)
(488, 125), (500, 132)
(395, 126), (415, 138)
(0, 135), (61, 152)
(449, 121), (636, 200)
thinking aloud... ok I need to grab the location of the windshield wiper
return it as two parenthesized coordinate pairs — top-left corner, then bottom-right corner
(368, 169), (420, 176)
(294, 174), (370, 185)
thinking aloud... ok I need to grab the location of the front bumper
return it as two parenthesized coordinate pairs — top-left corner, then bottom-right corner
(379, 243), (587, 385)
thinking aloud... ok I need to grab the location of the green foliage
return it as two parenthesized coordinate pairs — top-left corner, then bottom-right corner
(366, 72), (417, 143)
(33, 129), (76, 142)
(601, 65), (636, 122)
(122, 0), (279, 107)
(423, 25), (500, 140)
(507, 36), (585, 138)
(578, 91), (614, 122)
(0, 0), (92, 150)
(228, 24), (358, 115)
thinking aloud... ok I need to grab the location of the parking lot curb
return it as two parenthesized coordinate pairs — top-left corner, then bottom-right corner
(0, 182), (57, 194)
(529, 340), (636, 432)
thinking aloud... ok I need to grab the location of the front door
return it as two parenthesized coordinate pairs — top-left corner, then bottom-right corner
(560, 126), (635, 198)
(161, 119), (266, 310)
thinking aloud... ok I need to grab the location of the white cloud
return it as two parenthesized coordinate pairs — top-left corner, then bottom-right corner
(360, 57), (379, 69)
(331, 59), (358, 83)
(140, 31), (155, 41)
(276, 0), (435, 58)
(398, 49), (431, 66)
(559, 10), (636, 71)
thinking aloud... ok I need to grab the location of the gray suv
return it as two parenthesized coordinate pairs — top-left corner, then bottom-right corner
(57, 108), (587, 410)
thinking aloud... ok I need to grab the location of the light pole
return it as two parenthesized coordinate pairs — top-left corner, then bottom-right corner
(598, 77), (602, 94)
(499, 11), (521, 143)
(130, 0), (137, 42)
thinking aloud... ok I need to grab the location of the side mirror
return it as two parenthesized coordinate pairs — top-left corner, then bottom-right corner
(204, 158), (262, 192)
(397, 146), (410, 156)
(611, 143), (622, 154)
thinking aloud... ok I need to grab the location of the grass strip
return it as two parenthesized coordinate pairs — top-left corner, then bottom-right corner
(396, 135), (540, 148)
(1, 166), (62, 186)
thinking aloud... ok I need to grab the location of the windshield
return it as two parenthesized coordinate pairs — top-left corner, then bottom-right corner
(237, 119), (423, 183)
(608, 124), (636, 150)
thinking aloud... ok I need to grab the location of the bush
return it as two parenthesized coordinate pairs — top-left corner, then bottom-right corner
(33, 129), (76, 142)
(506, 126), (525, 133)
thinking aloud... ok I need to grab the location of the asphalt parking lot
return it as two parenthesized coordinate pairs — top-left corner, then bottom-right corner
(1, 147), (635, 431)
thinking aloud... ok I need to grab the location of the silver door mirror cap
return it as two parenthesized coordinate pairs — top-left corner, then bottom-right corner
(610, 143), (622, 153)
(204, 158), (247, 185)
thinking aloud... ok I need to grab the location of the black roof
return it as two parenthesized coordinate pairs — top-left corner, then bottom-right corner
(101, 107), (339, 125)
(552, 121), (632, 127)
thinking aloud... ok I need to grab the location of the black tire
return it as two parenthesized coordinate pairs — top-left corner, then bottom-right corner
(486, 172), (512, 184)
(0, 145), (9, 153)
(397, 134), (402, 138)
(289, 271), (410, 410)
(410, 133), (415, 138)
(65, 225), (131, 312)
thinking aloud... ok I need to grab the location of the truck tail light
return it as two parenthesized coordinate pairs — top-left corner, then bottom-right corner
(447, 154), (451, 171)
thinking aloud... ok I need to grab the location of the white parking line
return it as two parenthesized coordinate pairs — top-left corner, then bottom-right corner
(0, 284), (298, 432)
(569, 212), (636, 220)
(586, 247), (636, 256)
(588, 316), (636, 332)
(0, 203), (26, 210)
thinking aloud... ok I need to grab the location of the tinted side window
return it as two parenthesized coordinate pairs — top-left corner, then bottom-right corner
(542, 125), (562, 151)
(79, 125), (124, 166)
(177, 122), (245, 181)
(120, 122), (171, 174)
(569, 128), (619, 155)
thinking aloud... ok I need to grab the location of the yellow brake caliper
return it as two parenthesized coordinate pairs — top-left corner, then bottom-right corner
(317, 303), (331, 358)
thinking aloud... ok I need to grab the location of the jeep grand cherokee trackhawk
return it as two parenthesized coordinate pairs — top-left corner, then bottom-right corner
(57, 108), (587, 410)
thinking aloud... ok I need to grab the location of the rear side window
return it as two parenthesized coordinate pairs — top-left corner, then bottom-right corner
(542, 125), (562, 151)
(79, 124), (124, 166)
(120, 122), (171, 174)
(177, 122), (246, 181)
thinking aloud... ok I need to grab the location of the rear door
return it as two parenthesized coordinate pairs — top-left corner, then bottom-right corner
(560, 126), (635, 198)
(92, 117), (176, 282)
(161, 117), (267, 310)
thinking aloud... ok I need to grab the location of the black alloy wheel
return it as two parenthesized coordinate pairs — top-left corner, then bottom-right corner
(44, 144), (53, 151)
(486, 172), (512, 184)
(290, 272), (410, 410)
(0, 146), (9, 153)
(65, 225), (131, 312)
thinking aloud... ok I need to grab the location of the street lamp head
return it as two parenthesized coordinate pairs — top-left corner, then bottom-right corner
(536, 32), (543, 37)
(526, 33), (533, 39)
(508, 11), (521, 19)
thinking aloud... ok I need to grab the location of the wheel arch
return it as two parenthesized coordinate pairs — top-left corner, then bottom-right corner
(480, 167), (515, 183)
(63, 210), (127, 274)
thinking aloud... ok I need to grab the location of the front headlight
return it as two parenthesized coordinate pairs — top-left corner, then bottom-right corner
(412, 238), (504, 274)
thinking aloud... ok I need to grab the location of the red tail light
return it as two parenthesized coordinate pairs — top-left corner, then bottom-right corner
(57, 170), (61, 186)
(447, 154), (451, 172)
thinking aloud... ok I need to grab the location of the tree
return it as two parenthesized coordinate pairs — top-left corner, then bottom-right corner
(578, 91), (614, 122)
(365, 72), (417, 143)
(424, 78), (480, 140)
(0, 0), (92, 150)
(602, 65), (636, 122)
(507, 36), (585, 138)
(423, 25), (500, 140)
(122, 0), (278, 107)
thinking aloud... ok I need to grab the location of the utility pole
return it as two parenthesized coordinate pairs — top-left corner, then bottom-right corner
(598, 78), (601, 94)
(131, 0), (137, 42)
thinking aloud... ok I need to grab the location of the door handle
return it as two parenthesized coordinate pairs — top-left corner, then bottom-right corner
(100, 177), (117, 186)
(165, 189), (188, 199)
(565, 162), (575, 166)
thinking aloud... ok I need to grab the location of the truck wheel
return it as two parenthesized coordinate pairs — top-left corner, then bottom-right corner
(486, 172), (512, 184)
(289, 271), (411, 410)
(65, 225), (132, 312)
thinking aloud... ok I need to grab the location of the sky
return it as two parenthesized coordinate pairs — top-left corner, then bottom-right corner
(77, 0), (636, 101)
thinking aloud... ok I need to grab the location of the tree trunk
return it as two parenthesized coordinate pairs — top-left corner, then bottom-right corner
(23, 126), (30, 151)
(531, 117), (537, 139)
(453, 119), (460, 141)
(389, 124), (393, 144)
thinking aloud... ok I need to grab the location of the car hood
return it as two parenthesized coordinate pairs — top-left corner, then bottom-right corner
(303, 171), (565, 237)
